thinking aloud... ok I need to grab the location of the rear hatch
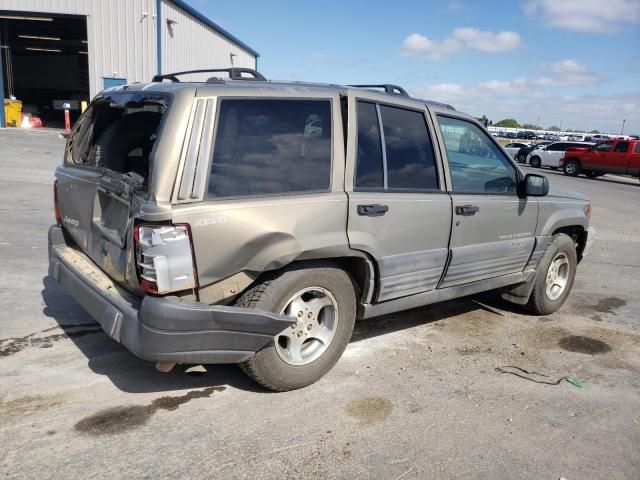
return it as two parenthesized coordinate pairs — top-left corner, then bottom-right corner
(55, 91), (170, 291)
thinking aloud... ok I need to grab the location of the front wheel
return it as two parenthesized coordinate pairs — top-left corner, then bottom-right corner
(525, 233), (578, 315)
(563, 159), (580, 176)
(530, 156), (541, 168)
(237, 264), (356, 391)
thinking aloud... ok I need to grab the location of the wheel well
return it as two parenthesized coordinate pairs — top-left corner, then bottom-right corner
(553, 226), (587, 262)
(248, 256), (377, 305)
(564, 157), (581, 166)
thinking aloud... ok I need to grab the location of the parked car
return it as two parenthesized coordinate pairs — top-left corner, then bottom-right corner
(515, 141), (552, 163)
(48, 69), (591, 391)
(561, 139), (640, 178)
(503, 142), (532, 160)
(535, 132), (546, 139)
(517, 130), (537, 140)
(504, 131), (517, 139)
(586, 134), (610, 143)
(527, 142), (595, 168)
(544, 133), (558, 141)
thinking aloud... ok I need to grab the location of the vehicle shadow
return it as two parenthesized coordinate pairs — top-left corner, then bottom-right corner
(41, 275), (518, 394)
(41, 275), (267, 394)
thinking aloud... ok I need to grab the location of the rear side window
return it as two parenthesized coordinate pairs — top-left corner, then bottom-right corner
(379, 105), (438, 190)
(208, 99), (332, 198)
(355, 101), (384, 189)
(634, 143), (640, 153)
(355, 101), (438, 191)
(548, 143), (566, 151)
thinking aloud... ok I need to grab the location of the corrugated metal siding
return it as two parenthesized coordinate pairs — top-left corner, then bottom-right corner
(0, 0), (157, 96)
(160, 0), (256, 81)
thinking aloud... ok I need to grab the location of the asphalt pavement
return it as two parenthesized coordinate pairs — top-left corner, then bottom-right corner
(1, 129), (638, 479)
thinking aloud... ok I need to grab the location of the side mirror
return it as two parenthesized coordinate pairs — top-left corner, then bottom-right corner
(522, 173), (549, 197)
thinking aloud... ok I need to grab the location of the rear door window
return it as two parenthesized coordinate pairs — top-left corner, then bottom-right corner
(355, 101), (384, 189)
(379, 105), (438, 191)
(634, 143), (640, 153)
(208, 99), (332, 198)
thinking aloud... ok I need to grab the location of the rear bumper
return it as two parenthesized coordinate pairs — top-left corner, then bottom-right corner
(48, 226), (291, 364)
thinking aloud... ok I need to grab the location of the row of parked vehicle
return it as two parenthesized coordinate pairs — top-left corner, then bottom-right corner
(504, 139), (640, 179)
(495, 130), (624, 143)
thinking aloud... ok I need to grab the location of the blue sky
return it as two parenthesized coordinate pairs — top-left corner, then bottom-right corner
(189, 0), (640, 134)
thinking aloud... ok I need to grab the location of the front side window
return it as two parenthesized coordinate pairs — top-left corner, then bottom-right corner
(437, 116), (518, 193)
(208, 99), (332, 198)
(614, 141), (629, 153)
(595, 141), (613, 152)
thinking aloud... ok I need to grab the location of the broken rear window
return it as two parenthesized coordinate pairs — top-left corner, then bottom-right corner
(67, 93), (170, 181)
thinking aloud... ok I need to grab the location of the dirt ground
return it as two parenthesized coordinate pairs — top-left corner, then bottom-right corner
(1, 129), (638, 479)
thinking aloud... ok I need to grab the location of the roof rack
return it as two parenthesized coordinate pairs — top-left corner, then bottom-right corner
(348, 84), (409, 96)
(151, 68), (267, 83)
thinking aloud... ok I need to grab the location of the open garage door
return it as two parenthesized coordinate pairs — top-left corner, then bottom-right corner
(0, 12), (89, 128)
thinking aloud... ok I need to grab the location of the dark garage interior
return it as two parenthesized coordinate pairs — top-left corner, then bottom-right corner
(1, 12), (89, 127)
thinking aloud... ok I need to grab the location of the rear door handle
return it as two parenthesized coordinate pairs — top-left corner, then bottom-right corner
(455, 205), (480, 216)
(357, 204), (389, 217)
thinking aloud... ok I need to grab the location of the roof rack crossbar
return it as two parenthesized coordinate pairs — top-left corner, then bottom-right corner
(152, 68), (266, 83)
(348, 84), (409, 96)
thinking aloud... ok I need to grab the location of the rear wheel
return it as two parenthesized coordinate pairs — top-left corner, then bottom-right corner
(237, 264), (356, 391)
(525, 233), (577, 315)
(530, 156), (541, 168)
(563, 159), (580, 177)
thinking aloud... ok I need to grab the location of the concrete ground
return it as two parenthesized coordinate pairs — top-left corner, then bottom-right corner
(1, 129), (638, 480)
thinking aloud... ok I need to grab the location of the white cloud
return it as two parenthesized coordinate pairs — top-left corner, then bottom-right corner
(401, 33), (462, 61)
(311, 52), (328, 59)
(452, 28), (522, 53)
(534, 59), (604, 86)
(412, 79), (638, 133)
(524, 0), (640, 33)
(401, 28), (521, 60)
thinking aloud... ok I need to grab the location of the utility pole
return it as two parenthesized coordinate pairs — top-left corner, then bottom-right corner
(621, 119), (626, 135)
(559, 119), (563, 131)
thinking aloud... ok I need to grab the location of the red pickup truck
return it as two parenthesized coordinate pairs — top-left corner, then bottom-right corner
(561, 139), (640, 179)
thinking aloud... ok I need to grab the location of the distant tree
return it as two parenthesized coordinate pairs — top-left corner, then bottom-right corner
(522, 123), (542, 130)
(589, 129), (600, 134)
(495, 118), (520, 128)
(548, 125), (560, 131)
(566, 128), (574, 132)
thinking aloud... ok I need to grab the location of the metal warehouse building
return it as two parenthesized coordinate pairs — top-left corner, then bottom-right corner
(0, 0), (258, 127)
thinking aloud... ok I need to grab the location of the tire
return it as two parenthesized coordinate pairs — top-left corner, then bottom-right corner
(530, 156), (541, 168)
(237, 263), (357, 391)
(91, 111), (162, 174)
(525, 233), (578, 315)
(563, 159), (580, 177)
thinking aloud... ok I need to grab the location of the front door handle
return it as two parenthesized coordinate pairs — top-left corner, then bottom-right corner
(455, 204), (480, 216)
(357, 204), (389, 217)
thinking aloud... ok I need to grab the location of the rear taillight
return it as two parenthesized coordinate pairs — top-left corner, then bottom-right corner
(53, 179), (62, 226)
(133, 223), (197, 295)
